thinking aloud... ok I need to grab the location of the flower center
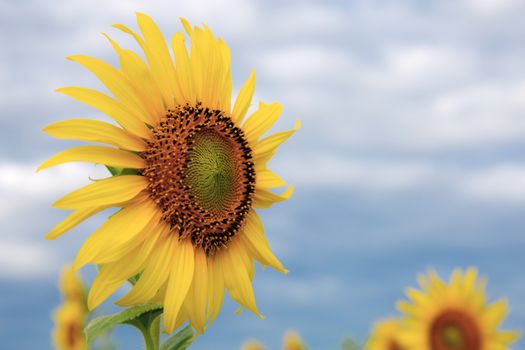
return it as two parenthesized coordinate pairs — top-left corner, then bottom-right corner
(66, 320), (80, 348)
(185, 130), (241, 214)
(388, 340), (404, 350)
(429, 309), (481, 350)
(143, 103), (255, 254)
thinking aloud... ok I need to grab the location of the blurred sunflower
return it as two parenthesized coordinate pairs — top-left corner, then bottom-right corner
(366, 318), (404, 350)
(40, 13), (298, 334)
(52, 266), (87, 350)
(240, 330), (306, 350)
(397, 268), (520, 350)
(60, 265), (85, 303)
(241, 340), (265, 350)
(283, 330), (307, 350)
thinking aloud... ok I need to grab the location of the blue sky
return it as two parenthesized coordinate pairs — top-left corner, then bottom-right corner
(1, 0), (525, 348)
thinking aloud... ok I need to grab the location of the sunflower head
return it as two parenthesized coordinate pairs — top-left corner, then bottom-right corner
(143, 102), (256, 255)
(366, 318), (405, 350)
(397, 268), (520, 350)
(42, 13), (298, 334)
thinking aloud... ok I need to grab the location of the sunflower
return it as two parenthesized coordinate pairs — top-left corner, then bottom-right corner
(240, 330), (306, 350)
(366, 318), (405, 350)
(52, 266), (87, 350)
(53, 302), (88, 350)
(40, 13), (298, 334)
(397, 268), (520, 350)
(241, 340), (265, 350)
(59, 265), (85, 303)
(283, 330), (307, 350)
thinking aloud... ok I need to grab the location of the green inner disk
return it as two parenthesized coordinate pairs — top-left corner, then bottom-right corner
(184, 130), (239, 214)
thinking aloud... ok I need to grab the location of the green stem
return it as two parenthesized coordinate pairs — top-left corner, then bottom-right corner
(135, 320), (159, 350)
(150, 316), (161, 349)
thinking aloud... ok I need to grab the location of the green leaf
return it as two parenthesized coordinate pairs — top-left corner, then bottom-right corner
(84, 304), (163, 344)
(160, 325), (195, 350)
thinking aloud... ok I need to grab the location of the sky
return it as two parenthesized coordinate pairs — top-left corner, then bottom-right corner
(1, 0), (525, 348)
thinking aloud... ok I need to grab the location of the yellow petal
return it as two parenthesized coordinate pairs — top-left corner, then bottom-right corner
(232, 70), (255, 125)
(184, 249), (208, 334)
(255, 168), (286, 189)
(483, 299), (508, 329)
(252, 119), (300, 162)
(494, 330), (521, 344)
(218, 38), (232, 113)
(167, 304), (189, 335)
(37, 146), (145, 171)
(189, 27), (211, 107)
(239, 211), (287, 274)
(90, 212), (162, 266)
(67, 55), (152, 125)
(73, 199), (158, 270)
(114, 19), (179, 108)
(206, 254), (225, 326)
(171, 32), (194, 104)
(136, 13), (179, 104)
(117, 234), (176, 306)
(243, 102), (282, 143)
(220, 242), (262, 317)
(199, 25), (227, 110)
(88, 225), (163, 309)
(43, 118), (146, 151)
(46, 206), (107, 240)
(88, 246), (141, 310)
(103, 33), (164, 125)
(57, 87), (151, 139)
(53, 175), (147, 209)
(253, 185), (294, 209)
(163, 239), (195, 333)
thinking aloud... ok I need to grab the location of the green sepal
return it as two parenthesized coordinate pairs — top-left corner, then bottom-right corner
(128, 271), (143, 285)
(160, 325), (195, 350)
(84, 304), (162, 344)
(106, 166), (141, 176)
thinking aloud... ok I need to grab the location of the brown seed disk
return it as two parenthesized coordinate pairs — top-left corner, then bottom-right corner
(429, 309), (482, 350)
(142, 103), (255, 254)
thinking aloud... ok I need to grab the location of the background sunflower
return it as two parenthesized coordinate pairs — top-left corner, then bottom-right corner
(1, 0), (525, 349)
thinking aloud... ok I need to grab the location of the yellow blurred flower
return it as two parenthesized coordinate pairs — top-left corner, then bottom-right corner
(52, 266), (87, 350)
(397, 267), (520, 350)
(283, 330), (306, 350)
(366, 318), (405, 350)
(241, 340), (266, 350)
(53, 302), (87, 350)
(59, 265), (85, 303)
(240, 330), (307, 350)
(41, 13), (298, 334)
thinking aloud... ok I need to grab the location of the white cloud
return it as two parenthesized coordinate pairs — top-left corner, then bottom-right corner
(259, 275), (346, 307)
(380, 45), (475, 90)
(0, 162), (109, 220)
(274, 153), (434, 192)
(466, 0), (522, 16)
(463, 164), (525, 202)
(0, 241), (59, 280)
(254, 44), (353, 83)
(270, 3), (346, 36)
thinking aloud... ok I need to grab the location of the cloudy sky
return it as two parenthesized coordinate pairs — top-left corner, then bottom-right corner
(1, 0), (525, 348)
